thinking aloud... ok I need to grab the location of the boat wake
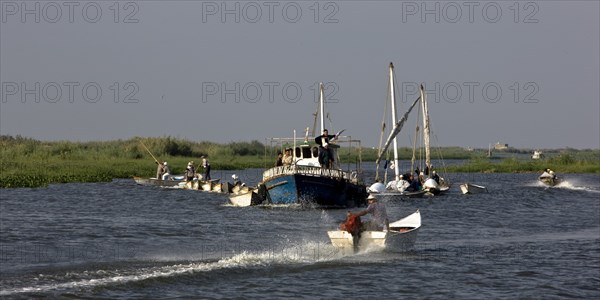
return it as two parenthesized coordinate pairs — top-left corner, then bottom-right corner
(554, 181), (600, 193)
(0, 241), (353, 296)
(531, 180), (599, 193)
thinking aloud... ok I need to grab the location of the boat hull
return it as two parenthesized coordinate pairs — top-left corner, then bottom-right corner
(133, 176), (182, 187)
(229, 187), (263, 207)
(263, 170), (367, 208)
(372, 190), (427, 199)
(328, 210), (421, 253)
(539, 177), (561, 187)
(459, 183), (488, 194)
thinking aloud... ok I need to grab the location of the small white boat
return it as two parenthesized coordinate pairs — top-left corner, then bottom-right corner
(133, 176), (183, 187)
(228, 186), (264, 206)
(459, 183), (488, 194)
(539, 170), (561, 187)
(532, 150), (544, 160)
(327, 209), (421, 253)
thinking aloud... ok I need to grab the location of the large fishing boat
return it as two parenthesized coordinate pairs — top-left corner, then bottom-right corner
(259, 83), (368, 208)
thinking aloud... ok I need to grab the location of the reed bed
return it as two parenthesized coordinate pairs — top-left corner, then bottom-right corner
(1, 135), (598, 188)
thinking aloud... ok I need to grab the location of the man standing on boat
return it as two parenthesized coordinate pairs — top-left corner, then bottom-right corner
(315, 129), (336, 146)
(202, 156), (211, 180)
(156, 161), (165, 179)
(355, 194), (389, 231)
(319, 143), (333, 168)
(315, 129), (336, 168)
(185, 162), (195, 183)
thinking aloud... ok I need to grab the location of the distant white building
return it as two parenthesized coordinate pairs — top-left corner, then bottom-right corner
(494, 142), (509, 150)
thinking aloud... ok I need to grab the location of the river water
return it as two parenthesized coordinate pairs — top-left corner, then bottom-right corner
(1, 170), (599, 299)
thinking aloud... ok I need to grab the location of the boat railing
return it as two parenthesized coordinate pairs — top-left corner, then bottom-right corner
(263, 165), (359, 183)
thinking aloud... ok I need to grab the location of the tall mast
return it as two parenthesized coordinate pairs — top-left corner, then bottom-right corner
(319, 83), (325, 134)
(389, 63), (400, 181)
(420, 84), (431, 172)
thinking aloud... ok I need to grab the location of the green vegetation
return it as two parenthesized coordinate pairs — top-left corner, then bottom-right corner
(1, 135), (598, 188)
(0, 135), (268, 188)
(447, 150), (600, 173)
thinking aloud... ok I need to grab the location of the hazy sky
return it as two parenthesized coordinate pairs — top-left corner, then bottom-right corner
(1, 1), (599, 149)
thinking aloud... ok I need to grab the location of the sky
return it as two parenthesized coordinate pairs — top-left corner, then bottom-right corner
(1, 0), (599, 149)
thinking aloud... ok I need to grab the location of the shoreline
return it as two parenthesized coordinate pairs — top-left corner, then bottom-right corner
(1, 136), (598, 188)
(2, 160), (598, 189)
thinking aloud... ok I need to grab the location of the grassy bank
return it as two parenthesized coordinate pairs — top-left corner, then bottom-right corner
(0, 135), (268, 188)
(1, 135), (598, 188)
(446, 155), (600, 173)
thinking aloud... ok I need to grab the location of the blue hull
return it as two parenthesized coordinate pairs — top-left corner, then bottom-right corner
(264, 174), (367, 208)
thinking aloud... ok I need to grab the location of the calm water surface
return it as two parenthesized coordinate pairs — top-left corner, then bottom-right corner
(1, 171), (599, 299)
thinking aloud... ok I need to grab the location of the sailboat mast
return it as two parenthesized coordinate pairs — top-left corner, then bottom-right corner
(389, 63), (400, 180)
(319, 83), (325, 133)
(420, 84), (431, 172)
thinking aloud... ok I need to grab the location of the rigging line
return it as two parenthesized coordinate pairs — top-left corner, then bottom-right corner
(311, 95), (319, 137)
(375, 78), (391, 181)
(433, 134), (450, 183)
(411, 99), (421, 173)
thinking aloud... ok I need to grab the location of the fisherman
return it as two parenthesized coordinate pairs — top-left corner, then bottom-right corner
(275, 152), (283, 167)
(202, 156), (211, 180)
(156, 161), (165, 179)
(232, 174), (243, 186)
(185, 161), (195, 182)
(355, 194), (389, 231)
(340, 211), (362, 244)
(162, 161), (171, 180)
(340, 211), (362, 234)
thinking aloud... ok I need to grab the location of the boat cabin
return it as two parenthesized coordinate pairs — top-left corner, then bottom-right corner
(293, 142), (339, 168)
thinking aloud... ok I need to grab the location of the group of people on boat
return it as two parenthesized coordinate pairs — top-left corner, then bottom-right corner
(273, 128), (338, 169)
(186, 157), (212, 181)
(154, 157), (211, 182)
(383, 167), (443, 193)
(275, 148), (293, 167)
(339, 194), (390, 241)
